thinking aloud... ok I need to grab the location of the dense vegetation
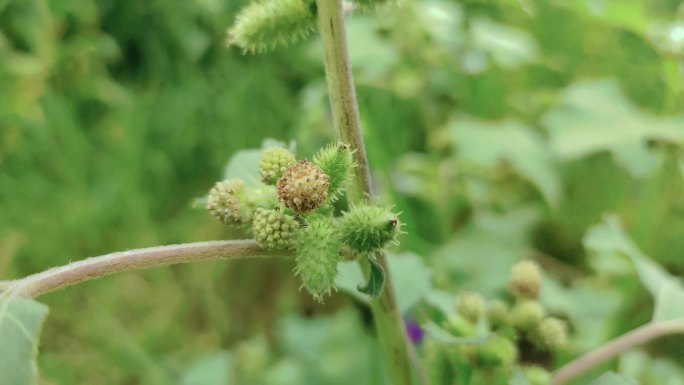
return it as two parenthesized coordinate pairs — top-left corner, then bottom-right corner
(1, 0), (683, 383)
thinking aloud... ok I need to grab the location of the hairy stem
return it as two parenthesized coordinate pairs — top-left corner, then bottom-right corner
(1, 240), (287, 298)
(315, 1), (416, 384)
(552, 320), (684, 384)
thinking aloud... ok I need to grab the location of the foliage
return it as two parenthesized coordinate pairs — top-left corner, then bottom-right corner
(1, 0), (684, 383)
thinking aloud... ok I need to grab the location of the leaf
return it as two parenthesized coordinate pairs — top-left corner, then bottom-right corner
(358, 257), (386, 299)
(0, 296), (49, 385)
(584, 215), (684, 322)
(653, 281), (684, 323)
(589, 371), (639, 385)
(276, 310), (380, 385)
(386, 252), (432, 312)
(542, 79), (684, 177)
(449, 118), (560, 205)
(182, 351), (233, 385)
(433, 208), (539, 296)
(423, 322), (489, 345)
(336, 252), (433, 312)
(471, 18), (538, 69)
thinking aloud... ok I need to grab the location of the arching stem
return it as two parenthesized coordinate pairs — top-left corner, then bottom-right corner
(1, 240), (286, 298)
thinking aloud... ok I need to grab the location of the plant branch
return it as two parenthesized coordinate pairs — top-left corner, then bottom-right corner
(0, 240), (287, 298)
(315, 1), (416, 384)
(552, 320), (684, 384)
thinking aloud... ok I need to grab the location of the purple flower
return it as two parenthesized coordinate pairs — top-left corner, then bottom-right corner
(404, 319), (424, 344)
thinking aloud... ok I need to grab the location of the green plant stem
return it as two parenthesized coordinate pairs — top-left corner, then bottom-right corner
(552, 320), (684, 384)
(0, 240), (287, 298)
(315, 1), (416, 384)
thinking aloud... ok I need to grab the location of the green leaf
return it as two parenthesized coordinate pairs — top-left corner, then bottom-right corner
(276, 310), (381, 385)
(386, 252), (432, 312)
(589, 371), (639, 385)
(542, 79), (684, 177)
(423, 322), (489, 345)
(0, 296), (49, 385)
(449, 119), (559, 205)
(433, 208), (539, 296)
(471, 18), (538, 69)
(337, 252), (432, 312)
(182, 351), (233, 385)
(653, 281), (684, 323)
(358, 257), (385, 299)
(584, 215), (684, 322)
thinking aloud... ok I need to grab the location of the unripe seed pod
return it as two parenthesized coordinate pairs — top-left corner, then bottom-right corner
(487, 299), (509, 330)
(277, 161), (329, 214)
(338, 203), (401, 253)
(465, 334), (518, 369)
(294, 215), (340, 301)
(252, 208), (299, 250)
(523, 366), (552, 385)
(531, 317), (567, 351)
(259, 147), (296, 185)
(510, 300), (545, 332)
(207, 179), (251, 226)
(508, 260), (542, 299)
(313, 142), (355, 200)
(456, 292), (485, 323)
(228, 0), (317, 54)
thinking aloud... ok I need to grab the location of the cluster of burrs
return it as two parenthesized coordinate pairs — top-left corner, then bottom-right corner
(424, 260), (569, 385)
(207, 143), (402, 301)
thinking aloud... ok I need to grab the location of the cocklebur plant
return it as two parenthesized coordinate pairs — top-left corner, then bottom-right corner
(207, 144), (402, 302)
(225, 0), (418, 382)
(4, 2), (679, 385)
(227, 0), (394, 53)
(313, 142), (355, 201)
(227, 0), (317, 53)
(259, 146), (296, 185)
(422, 260), (569, 385)
(207, 178), (251, 226)
(294, 214), (340, 300)
(277, 160), (330, 214)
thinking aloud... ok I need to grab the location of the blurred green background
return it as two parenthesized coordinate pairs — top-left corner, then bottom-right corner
(1, 0), (683, 383)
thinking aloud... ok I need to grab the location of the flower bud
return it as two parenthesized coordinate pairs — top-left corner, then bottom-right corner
(509, 260), (542, 299)
(466, 334), (518, 369)
(207, 179), (251, 226)
(259, 147), (296, 185)
(294, 215), (340, 301)
(252, 208), (299, 250)
(338, 203), (401, 253)
(277, 161), (329, 214)
(487, 299), (509, 330)
(523, 366), (552, 385)
(456, 292), (485, 323)
(509, 300), (545, 332)
(313, 142), (355, 200)
(530, 317), (567, 351)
